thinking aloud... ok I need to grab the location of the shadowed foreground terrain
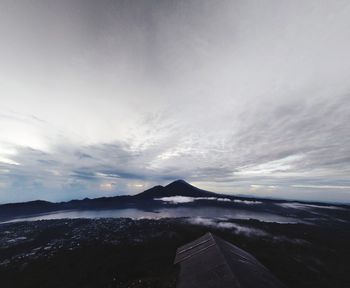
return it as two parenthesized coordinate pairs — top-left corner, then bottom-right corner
(0, 217), (349, 288)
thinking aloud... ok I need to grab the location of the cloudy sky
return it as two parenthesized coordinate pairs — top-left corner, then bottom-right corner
(0, 0), (350, 203)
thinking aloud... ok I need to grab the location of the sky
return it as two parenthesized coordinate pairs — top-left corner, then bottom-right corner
(0, 0), (350, 204)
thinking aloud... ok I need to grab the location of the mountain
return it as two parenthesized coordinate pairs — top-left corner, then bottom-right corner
(1, 180), (347, 222)
(0, 180), (216, 221)
(135, 179), (217, 199)
(0, 200), (59, 220)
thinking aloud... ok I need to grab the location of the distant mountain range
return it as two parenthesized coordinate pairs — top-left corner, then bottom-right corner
(0, 180), (220, 220)
(0, 180), (347, 222)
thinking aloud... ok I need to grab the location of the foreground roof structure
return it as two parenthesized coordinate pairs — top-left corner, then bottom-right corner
(174, 232), (285, 288)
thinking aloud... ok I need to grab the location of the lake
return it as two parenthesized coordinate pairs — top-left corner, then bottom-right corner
(1, 206), (300, 224)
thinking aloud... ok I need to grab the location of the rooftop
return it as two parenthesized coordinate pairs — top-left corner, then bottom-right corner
(174, 232), (285, 288)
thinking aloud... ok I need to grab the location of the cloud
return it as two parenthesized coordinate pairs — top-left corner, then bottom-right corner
(154, 196), (262, 204)
(155, 196), (230, 204)
(235, 155), (304, 176)
(0, 156), (20, 166)
(278, 202), (346, 211)
(99, 182), (117, 191)
(188, 217), (269, 237)
(233, 199), (262, 205)
(0, 1), (350, 203)
(292, 185), (350, 190)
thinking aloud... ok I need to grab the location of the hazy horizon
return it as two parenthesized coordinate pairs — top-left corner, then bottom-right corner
(1, 0), (350, 204)
(1, 179), (349, 205)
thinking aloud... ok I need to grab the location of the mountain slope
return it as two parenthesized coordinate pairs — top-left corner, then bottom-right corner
(135, 180), (217, 199)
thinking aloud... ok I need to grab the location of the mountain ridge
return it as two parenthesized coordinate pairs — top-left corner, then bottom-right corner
(1, 180), (348, 222)
(0, 180), (215, 220)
